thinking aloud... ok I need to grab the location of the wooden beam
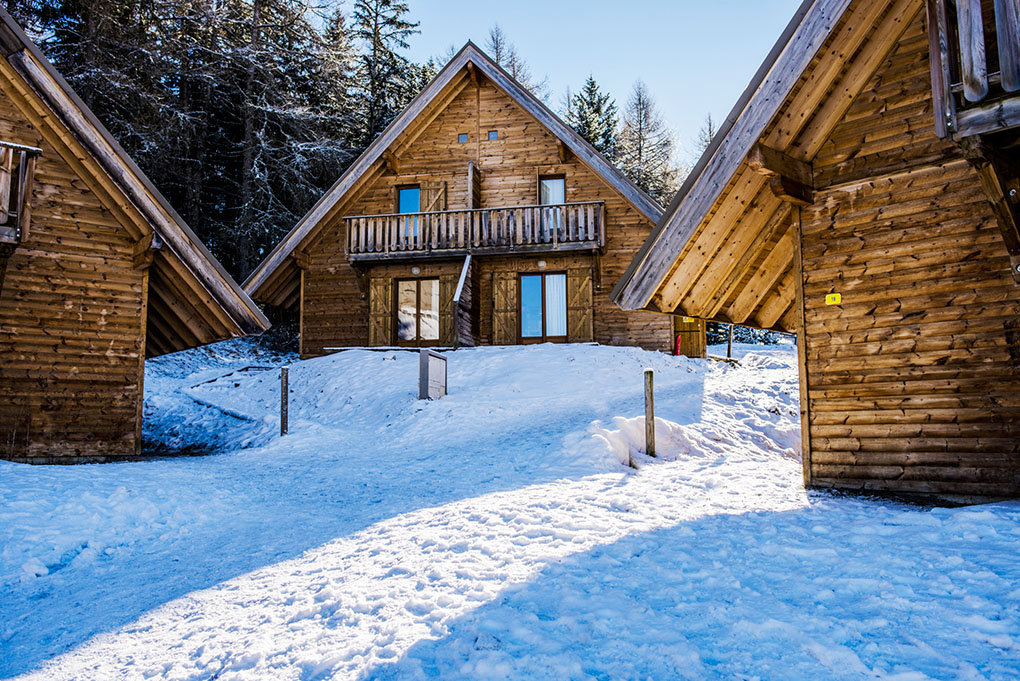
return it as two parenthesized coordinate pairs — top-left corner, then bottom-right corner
(132, 232), (163, 270)
(995, 0), (1020, 92)
(747, 142), (813, 186)
(466, 60), (479, 87)
(748, 144), (814, 205)
(383, 150), (401, 175)
(926, 0), (956, 138)
(958, 135), (1020, 282)
(557, 139), (570, 163)
(957, 0), (989, 102)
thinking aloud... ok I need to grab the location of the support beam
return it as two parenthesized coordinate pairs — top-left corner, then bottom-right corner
(132, 232), (163, 270)
(747, 142), (814, 205)
(383, 150), (401, 175)
(958, 136), (1020, 282)
(557, 139), (571, 163)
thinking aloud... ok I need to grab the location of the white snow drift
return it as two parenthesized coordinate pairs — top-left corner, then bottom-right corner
(1, 341), (1018, 681)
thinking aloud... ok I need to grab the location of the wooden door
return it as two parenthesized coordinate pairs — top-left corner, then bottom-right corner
(673, 316), (706, 358)
(368, 277), (392, 346)
(492, 271), (517, 344)
(566, 267), (594, 342)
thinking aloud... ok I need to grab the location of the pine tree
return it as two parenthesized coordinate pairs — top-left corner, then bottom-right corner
(616, 80), (680, 205)
(695, 113), (717, 154)
(566, 75), (618, 160)
(484, 24), (548, 99)
(352, 0), (419, 145)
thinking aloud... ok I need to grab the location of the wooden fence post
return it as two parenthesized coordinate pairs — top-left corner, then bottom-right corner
(280, 366), (289, 436)
(727, 323), (734, 359)
(644, 368), (655, 458)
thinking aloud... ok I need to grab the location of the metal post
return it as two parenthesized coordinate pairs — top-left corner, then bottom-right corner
(727, 323), (734, 359)
(644, 369), (655, 458)
(280, 366), (289, 436)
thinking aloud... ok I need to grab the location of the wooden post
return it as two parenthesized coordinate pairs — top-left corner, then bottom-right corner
(644, 369), (655, 458)
(280, 366), (289, 436)
(727, 323), (734, 359)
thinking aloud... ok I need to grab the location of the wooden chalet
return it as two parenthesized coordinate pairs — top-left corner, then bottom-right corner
(244, 43), (677, 356)
(0, 11), (269, 463)
(613, 0), (1020, 499)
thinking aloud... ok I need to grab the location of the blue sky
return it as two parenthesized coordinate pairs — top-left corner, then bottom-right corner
(402, 0), (803, 164)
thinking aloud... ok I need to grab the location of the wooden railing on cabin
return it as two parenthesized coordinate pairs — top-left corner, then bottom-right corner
(344, 201), (606, 260)
(928, 0), (1020, 137)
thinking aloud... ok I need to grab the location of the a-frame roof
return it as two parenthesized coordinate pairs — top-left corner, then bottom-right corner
(0, 9), (269, 354)
(244, 41), (662, 302)
(612, 0), (924, 332)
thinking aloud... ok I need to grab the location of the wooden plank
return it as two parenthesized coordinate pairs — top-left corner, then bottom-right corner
(996, 0), (1020, 92)
(792, 207), (813, 486)
(926, 0), (955, 138)
(957, 0), (989, 102)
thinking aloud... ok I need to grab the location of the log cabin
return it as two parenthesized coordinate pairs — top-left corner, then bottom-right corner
(0, 11), (269, 463)
(613, 0), (1020, 500)
(243, 43), (678, 356)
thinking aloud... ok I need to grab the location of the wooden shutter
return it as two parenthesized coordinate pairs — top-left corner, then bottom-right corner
(566, 267), (594, 342)
(492, 271), (517, 345)
(368, 277), (392, 346)
(439, 274), (456, 346)
(673, 316), (707, 358)
(422, 181), (447, 211)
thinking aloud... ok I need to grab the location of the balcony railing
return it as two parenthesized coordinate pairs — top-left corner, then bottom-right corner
(928, 0), (1020, 137)
(344, 201), (605, 261)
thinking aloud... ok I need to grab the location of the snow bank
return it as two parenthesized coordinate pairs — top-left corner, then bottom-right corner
(5, 340), (1015, 681)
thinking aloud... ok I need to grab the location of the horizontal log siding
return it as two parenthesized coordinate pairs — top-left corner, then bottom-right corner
(0, 88), (145, 462)
(801, 14), (1020, 497)
(300, 76), (670, 356)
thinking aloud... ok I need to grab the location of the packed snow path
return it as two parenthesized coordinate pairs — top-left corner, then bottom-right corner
(1, 343), (1018, 680)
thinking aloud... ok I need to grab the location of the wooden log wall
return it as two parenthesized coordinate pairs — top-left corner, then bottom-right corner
(0, 88), (146, 462)
(297, 75), (670, 357)
(801, 13), (1020, 498)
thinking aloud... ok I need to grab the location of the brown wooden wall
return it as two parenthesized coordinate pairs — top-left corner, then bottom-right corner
(298, 76), (670, 357)
(0, 88), (146, 463)
(799, 17), (1020, 498)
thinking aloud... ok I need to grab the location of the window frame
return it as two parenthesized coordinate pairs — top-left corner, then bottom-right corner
(537, 174), (566, 206)
(458, 133), (469, 143)
(487, 130), (498, 141)
(395, 184), (421, 214)
(518, 271), (568, 344)
(393, 276), (441, 347)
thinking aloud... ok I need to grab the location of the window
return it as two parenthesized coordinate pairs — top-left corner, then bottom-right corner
(397, 185), (420, 241)
(539, 175), (565, 205)
(396, 278), (440, 345)
(538, 175), (565, 238)
(487, 130), (498, 141)
(458, 133), (468, 143)
(519, 272), (567, 343)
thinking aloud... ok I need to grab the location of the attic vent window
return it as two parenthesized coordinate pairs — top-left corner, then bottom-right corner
(487, 130), (498, 141)
(458, 133), (468, 143)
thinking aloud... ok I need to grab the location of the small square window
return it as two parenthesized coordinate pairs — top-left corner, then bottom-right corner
(458, 133), (468, 143)
(487, 130), (498, 141)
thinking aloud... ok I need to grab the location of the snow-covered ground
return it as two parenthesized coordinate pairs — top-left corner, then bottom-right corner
(1, 340), (1019, 680)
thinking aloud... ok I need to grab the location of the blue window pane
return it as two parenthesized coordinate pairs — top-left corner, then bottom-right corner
(398, 187), (419, 240)
(520, 275), (543, 338)
(398, 187), (420, 214)
(545, 274), (567, 337)
(488, 130), (498, 141)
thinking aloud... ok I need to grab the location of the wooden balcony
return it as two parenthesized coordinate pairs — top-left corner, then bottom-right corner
(344, 201), (605, 262)
(928, 0), (1020, 138)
